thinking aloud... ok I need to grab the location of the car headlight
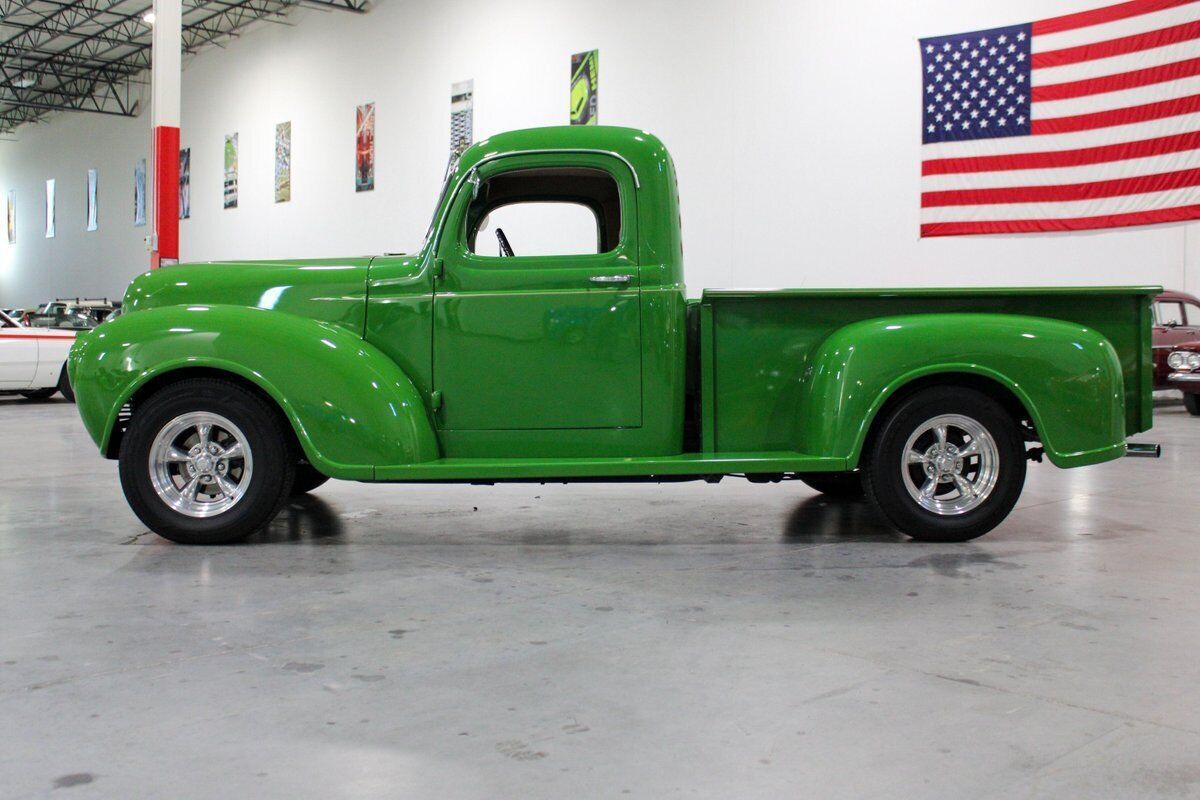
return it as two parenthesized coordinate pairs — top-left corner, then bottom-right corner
(1170, 351), (1200, 371)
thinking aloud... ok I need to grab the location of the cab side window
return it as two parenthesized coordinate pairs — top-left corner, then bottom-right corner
(1157, 301), (1186, 326)
(465, 167), (622, 258)
(1187, 302), (1200, 326)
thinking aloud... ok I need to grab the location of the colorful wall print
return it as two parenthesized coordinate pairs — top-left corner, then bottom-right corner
(44, 179), (55, 238)
(275, 121), (292, 203)
(86, 169), (98, 232)
(133, 159), (146, 227)
(179, 148), (191, 220)
(6, 190), (15, 244)
(224, 133), (239, 209)
(570, 49), (598, 125)
(450, 80), (474, 157)
(356, 103), (375, 192)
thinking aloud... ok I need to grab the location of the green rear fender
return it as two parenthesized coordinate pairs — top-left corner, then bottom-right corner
(801, 314), (1126, 469)
(69, 305), (439, 478)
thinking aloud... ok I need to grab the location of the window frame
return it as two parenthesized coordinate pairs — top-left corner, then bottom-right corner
(443, 154), (637, 273)
(1156, 300), (1186, 327)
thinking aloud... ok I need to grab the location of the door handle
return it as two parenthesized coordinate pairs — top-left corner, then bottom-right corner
(589, 274), (633, 285)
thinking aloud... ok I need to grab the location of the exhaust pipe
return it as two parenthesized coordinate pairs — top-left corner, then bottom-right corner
(1125, 442), (1162, 458)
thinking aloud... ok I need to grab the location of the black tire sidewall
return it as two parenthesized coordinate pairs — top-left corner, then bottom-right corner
(58, 362), (75, 403)
(865, 387), (1026, 542)
(291, 462), (331, 495)
(119, 380), (295, 544)
(799, 471), (864, 499)
(1185, 393), (1200, 416)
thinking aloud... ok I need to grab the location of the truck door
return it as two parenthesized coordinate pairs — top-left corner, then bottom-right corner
(433, 155), (641, 432)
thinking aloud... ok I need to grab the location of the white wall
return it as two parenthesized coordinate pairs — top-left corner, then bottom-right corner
(2, 0), (1199, 307)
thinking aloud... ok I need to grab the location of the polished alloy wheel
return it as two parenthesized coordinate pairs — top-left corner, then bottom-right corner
(901, 413), (999, 516)
(148, 411), (253, 518)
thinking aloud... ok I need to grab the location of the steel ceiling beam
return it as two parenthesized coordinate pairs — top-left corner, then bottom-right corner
(0, 0), (345, 132)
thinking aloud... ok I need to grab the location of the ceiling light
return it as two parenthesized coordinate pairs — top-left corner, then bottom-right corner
(12, 74), (36, 89)
(142, 10), (155, 24)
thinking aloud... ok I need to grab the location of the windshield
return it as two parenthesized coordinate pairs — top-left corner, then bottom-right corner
(423, 154), (460, 246)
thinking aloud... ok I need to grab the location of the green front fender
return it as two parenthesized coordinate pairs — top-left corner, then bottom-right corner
(800, 314), (1126, 469)
(69, 305), (440, 478)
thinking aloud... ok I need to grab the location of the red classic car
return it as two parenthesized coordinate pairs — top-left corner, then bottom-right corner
(1153, 291), (1200, 416)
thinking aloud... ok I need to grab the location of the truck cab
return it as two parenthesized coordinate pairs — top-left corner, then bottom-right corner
(68, 126), (1159, 546)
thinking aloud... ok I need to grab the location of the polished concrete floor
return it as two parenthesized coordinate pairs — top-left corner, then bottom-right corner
(0, 397), (1198, 799)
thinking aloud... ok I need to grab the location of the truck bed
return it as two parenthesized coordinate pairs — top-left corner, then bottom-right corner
(694, 286), (1157, 454)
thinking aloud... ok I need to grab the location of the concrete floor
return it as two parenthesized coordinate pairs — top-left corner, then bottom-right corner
(0, 399), (1198, 799)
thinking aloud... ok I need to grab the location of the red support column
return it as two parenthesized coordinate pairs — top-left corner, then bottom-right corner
(149, 0), (181, 269)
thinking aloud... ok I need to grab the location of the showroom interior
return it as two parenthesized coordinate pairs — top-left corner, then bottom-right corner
(2, 0), (1200, 796)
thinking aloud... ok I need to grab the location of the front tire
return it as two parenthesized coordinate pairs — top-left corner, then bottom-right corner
(292, 461), (330, 495)
(118, 379), (295, 544)
(1185, 393), (1200, 416)
(19, 387), (56, 400)
(863, 387), (1026, 542)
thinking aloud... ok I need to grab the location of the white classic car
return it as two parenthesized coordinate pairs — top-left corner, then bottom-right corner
(0, 309), (76, 401)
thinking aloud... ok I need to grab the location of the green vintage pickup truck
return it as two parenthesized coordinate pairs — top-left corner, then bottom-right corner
(69, 126), (1159, 545)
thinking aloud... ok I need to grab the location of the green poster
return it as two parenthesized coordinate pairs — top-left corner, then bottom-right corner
(570, 49), (598, 126)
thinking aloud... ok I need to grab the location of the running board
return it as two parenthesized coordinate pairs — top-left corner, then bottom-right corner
(372, 451), (847, 482)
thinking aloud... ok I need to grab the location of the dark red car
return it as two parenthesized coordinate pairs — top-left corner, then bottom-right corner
(1153, 291), (1200, 416)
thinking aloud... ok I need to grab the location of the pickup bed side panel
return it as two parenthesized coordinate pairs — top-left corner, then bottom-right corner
(69, 305), (440, 479)
(706, 291), (1153, 463)
(800, 314), (1126, 468)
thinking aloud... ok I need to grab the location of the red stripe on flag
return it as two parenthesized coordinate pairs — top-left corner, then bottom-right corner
(1032, 91), (1200, 133)
(922, 130), (1200, 175)
(922, 165), (1200, 207)
(1033, 55), (1200, 101)
(1033, 0), (1198, 36)
(921, 202), (1200, 235)
(1032, 19), (1200, 69)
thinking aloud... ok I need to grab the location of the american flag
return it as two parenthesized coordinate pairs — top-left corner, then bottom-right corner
(920, 0), (1200, 236)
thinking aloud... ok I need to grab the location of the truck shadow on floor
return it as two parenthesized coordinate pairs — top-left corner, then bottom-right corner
(782, 495), (907, 544)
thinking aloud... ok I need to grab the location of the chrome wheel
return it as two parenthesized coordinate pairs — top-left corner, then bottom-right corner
(901, 413), (999, 516)
(148, 412), (253, 518)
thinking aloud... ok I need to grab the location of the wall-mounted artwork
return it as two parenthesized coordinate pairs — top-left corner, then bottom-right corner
(7, 190), (15, 244)
(179, 148), (191, 220)
(45, 179), (55, 238)
(356, 103), (375, 192)
(570, 49), (598, 126)
(275, 121), (292, 203)
(450, 80), (474, 157)
(86, 169), (98, 232)
(133, 159), (146, 227)
(224, 133), (239, 209)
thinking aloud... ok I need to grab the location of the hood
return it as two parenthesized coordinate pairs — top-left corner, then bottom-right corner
(122, 256), (374, 335)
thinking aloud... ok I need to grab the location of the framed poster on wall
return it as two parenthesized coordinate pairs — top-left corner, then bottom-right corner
(179, 148), (191, 220)
(570, 49), (598, 126)
(275, 121), (292, 203)
(451, 80), (473, 157)
(224, 133), (239, 209)
(356, 103), (375, 192)
(45, 179), (55, 238)
(86, 169), (98, 232)
(134, 159), (146, 227)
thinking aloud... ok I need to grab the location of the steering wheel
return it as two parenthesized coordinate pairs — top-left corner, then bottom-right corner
(496, 228), (515, 257)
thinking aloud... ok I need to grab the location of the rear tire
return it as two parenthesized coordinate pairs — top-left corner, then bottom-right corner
(863, 387), (1026, 542)
(292, 461), (330, 494)
(19, 387), (56, 400)
(1185, 393), (1200, 416)
(799, 472), (864, 499)
(118, 379), (295, 545)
